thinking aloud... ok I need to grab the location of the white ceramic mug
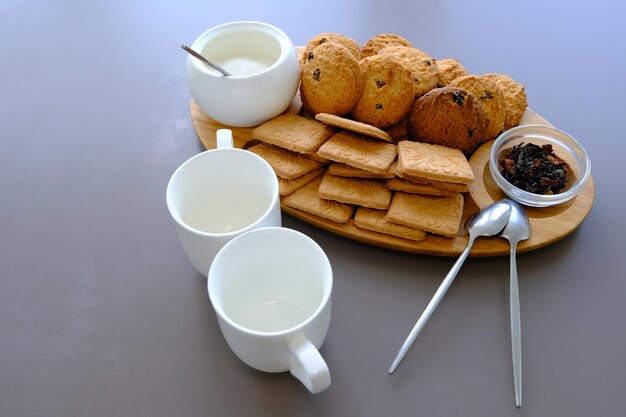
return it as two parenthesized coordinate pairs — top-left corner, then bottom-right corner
(166, 129), (281, 276)
(208, 227), (332, 394)
(186, 21), (301, 127)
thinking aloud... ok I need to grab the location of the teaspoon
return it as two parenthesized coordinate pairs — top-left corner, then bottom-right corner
(181, 44), (232, 77)
(389, 199), (512, 374)
(499, 199), (531, 408)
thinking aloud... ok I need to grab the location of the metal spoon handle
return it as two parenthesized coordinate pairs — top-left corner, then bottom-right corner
(389, 236), (475, 373)
(181, 45), (232, 77)
(509, 242), (522, 407)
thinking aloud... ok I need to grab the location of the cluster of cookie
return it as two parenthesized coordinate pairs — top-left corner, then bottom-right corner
(247, 113), (474, 240)
(299, 32), (527, 156)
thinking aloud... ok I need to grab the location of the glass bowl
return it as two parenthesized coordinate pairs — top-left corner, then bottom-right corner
(489, 124), (591, 207)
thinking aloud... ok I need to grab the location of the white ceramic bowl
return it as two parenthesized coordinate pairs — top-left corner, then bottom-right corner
(186, 21), (300, 127)
(489, 124), (591, 207)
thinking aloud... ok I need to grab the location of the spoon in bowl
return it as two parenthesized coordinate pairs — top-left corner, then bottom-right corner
(181, 44), (232, 77)
(499, 199), (531, 408)
(389, 199), (512, 373)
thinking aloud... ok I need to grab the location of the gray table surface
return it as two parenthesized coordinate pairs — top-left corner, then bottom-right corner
(2, 1), (625, 416)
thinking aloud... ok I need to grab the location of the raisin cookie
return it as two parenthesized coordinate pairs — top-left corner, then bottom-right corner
(300, 42), (364, 116)
(483, 73), (527, 129)
(449, 75), (506, 141)
(360, 33), (412, 60)
(379, 45), (440, 96)
(351, 54), (415, 128)
(436, 58), (468, 86)
(302, 33), (361, 62)
(407, 87), (487, 155)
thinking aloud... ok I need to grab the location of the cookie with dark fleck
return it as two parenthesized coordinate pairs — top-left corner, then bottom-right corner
(300, 42), (364, 116)
(483, 73), (527, 129)
(436, 58), (468, 86)
(379, 46), (440, 97)
(360, 34), (412, 60)
(302, 33), (360, 62)
(449, 75), (506, 141)
(407, 87), (487, 155)
(351, 54), (415, 128)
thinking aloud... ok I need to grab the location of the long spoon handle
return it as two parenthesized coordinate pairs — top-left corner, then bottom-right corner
(509, 242), (522, 407)
(389, 237), (475, 373)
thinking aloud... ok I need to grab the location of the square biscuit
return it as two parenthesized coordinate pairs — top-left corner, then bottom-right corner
(318, 173), (392, 210)
(328, 161), (396, 179)
(354, 207), (426, 241)
(282, 176), (354, 223)
(247, 143), (326, 180)
(317, 131), (397, 174)
(397, 140), (474, 185)
(278, 167), (326, 196)
(386, 192), (464, 237)
(251, 114), (335, 154)
(387, 178), (458, 196)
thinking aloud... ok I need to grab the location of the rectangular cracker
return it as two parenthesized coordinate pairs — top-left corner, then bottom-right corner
(247, 143), (326, 180)
(328, 161), (396, 179)
(308, 151), (331, 163)
(387, 178), (458, 196)
(317, 131), (397, 173)
(251, 114), (335, 154)
(354, 207), (426, 242)
(395, 170), (470, 193)
(278, 168), (326, 196)
(397, 140), (474, 185)
(386, 192), (464, 237)
(314, 113), (394, 142)
(282, 176), (354, 223)
(396, 150), (470, 192)
(318, 173), (392, 210)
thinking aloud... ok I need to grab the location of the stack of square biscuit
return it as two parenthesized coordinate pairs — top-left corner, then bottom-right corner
(248, 112), (474, 241)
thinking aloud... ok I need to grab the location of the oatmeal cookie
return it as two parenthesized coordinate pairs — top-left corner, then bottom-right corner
(300, 42), (364, 116)
(449, 75), (506, 141)
(483, 73), (527, 129)
(379, 46), (440, 96)
(302, 33), (360, 62)
(360, 33), (412, 60)
(351, 54), (415, 128)
(436, 58), (468, 86)
(407, 86), (487, 155)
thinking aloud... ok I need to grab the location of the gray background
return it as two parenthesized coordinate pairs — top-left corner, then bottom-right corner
(2, 1), (625, 416)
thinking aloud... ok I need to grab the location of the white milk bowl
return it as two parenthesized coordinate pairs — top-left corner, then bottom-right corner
(186, 21), (300, 127)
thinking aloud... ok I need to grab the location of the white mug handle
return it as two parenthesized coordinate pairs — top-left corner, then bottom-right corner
(216, 129), (234, 149)
(289, 337), (331, 394)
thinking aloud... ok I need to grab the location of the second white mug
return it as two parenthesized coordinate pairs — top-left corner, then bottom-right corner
(208, 227), (332, 394)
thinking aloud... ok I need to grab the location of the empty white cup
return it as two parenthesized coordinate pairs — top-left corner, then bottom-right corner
(208, 227), (332, 394)
(166, 129), (281, 276)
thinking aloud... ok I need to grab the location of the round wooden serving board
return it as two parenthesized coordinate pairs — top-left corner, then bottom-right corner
(190, 99), (595, 257)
